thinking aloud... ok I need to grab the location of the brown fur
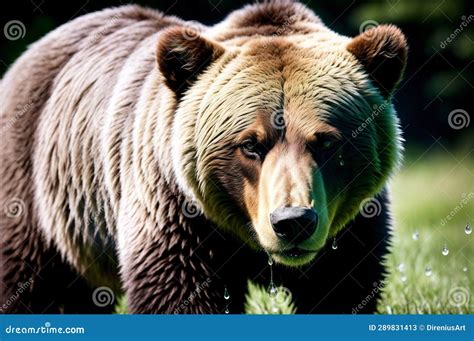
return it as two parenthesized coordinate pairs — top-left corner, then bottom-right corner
(1, 1), (406, 313)
(156, 27), (225, 96)
(347, 25), (408, 97)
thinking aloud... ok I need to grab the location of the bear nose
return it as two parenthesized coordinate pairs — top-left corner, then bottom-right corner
(269, 207), (318, 244)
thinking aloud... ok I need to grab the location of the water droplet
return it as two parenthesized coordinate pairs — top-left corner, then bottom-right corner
(401, 275), (407, 282)
(268, 256), (274, 292)
(331, 238), (338, 250)
(412, 231), (419, 240)
(268, 256), (273, 266)
(224, 308), (229, 314)
(425, 267), (432, 277)
(397, 263), (406, 272)
(268, 283), (278, 298)
(441, 245), (449, 256)
(338, 154), (344, 166)
(223, 286), (230, 300)
(465, 224), (472, 235)
(462, 267), (468, 272)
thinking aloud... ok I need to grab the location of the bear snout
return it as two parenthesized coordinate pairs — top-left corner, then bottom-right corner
(269, 207), (318, 244)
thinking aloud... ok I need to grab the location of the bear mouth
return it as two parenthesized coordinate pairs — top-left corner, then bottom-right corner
(282, 247), (315, 258)
(271, 247), (318, 265)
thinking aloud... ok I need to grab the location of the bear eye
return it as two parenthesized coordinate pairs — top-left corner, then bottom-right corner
(308, 134), (340, 160)
(321, 139), (335, 150)
(313, 135), (338, 151)
(240, 138), (266, 160)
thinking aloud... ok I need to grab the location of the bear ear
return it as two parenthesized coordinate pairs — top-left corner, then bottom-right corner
(156, 27), (225, 96)
(347, 24), (407, 98)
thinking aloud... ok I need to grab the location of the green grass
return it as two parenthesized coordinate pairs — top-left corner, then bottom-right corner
(115, 148), (474, 314)
(245, 282), (297, 314)
(377, 148), (473, 314)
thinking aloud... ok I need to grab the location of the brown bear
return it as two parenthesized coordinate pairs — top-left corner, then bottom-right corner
(0, 1), (407, 313)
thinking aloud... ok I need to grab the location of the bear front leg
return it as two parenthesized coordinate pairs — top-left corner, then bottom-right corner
(117, 194), (232, 314)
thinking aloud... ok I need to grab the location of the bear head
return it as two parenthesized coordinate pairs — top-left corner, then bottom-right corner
(156, 3), (407, 266)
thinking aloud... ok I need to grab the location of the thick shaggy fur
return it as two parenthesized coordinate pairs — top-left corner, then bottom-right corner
(1, 2), (405, 313)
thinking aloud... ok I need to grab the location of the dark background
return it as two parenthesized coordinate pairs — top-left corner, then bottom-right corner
(1, 0), (472, 151)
